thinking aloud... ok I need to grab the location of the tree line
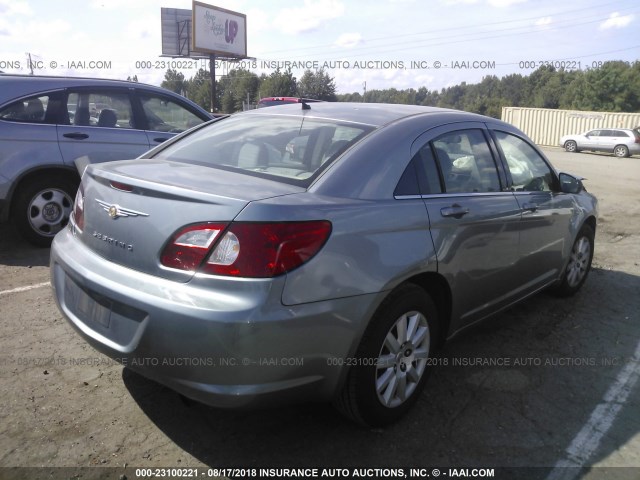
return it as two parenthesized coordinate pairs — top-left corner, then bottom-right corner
(160, 61), (640, 117)
(161, 67), (336, 113)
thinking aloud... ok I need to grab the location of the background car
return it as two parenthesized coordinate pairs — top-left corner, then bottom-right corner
(257, 96), (323, 108)
(560, 128), (640, 157)
(0, 74), (213, 246)
(51, 103), (597, 427)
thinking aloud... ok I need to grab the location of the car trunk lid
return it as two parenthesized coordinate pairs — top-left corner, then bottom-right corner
(79, 159), (304, 282)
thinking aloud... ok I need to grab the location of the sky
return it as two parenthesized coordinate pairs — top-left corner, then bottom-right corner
(0, 0), (638, 95)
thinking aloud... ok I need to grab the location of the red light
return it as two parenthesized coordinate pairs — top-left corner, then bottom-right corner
(110, 181), (134, 192)
(72, 183), (85, 231)
(160, 221), (332, 278)
(160, 223), (227, 271)
(203, 221), (332, 278)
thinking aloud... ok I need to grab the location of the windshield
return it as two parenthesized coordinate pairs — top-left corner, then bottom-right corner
(152, 115), (373, 186)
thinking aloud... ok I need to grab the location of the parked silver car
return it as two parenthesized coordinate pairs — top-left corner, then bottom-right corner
(0, 74), (213, 246)
(50, 103), (597, 426)
(560, 128), (640, 157)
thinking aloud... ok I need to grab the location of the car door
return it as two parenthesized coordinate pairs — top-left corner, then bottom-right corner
(412, 124), (522, 330)
(595, 129), (615, 152)
(610, 130), (629, 153)
(57, 88), (151, 174)
(491, 129), (574, 291)
(134, 91), (210, 149)
(0, 91), (65, 177)
(581, 129), (601, 150)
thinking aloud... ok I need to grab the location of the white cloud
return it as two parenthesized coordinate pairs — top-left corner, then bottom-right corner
(334, 33), (362, 48)
(440, 0), (479, 5)
(273, 0), (345, 35)
(246, 8), (269, 33)
(535, 17), (552, 27)
(89, 0), (170, 10)
(125, 19), (160, 41)
(3, 18), (71, 42)
(487, 0), (526, 7)
(599, 12), (634, 30)
(0, 0), (32, 16)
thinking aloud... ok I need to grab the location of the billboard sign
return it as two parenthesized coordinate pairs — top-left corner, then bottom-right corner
(192, 1), (247, 58)
(161, 7), (206, 58)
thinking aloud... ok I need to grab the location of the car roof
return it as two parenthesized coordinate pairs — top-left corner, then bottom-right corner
(241, 102), (491, 128)
(0, 74), (194, 107)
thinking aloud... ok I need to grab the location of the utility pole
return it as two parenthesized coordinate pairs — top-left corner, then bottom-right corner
(27, 53), (34, 75)
(363, 81), (367, 102)
(209, 54), (216, 113)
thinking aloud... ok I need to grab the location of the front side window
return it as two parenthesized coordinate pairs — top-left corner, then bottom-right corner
(494, 131), (556, 192)
(152, 115), (373, 186)
(138, 94), (206, 133)
(66, 91), (134, 129)
(0, 95), (53, 124)
(431, 130), (501, 193)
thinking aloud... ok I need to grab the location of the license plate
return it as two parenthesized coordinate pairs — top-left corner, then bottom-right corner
(64, 275), (112, 329)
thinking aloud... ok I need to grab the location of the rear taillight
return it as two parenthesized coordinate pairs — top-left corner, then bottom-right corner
(72, 183), (85, 231)
(160, 223), (227, 272)
(160, 221), (332, 278)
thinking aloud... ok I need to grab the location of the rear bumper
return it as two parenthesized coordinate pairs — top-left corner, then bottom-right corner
(50, 227), (383, 408)
(627, 143), (640, 155)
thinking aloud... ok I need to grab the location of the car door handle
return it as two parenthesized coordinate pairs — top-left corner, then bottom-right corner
(153, 137), (169, 143)
(522, 202), (538, 212)
(440, 204), (469, 218)
(62, 133), (89, 140)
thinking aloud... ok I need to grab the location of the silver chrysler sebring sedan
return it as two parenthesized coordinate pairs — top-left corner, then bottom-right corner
(50, 103), (597, 426)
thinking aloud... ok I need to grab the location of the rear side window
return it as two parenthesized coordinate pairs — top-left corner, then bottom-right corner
(0, 95), (55, 124)
(138, 94), (207, 133)
(152, 115), (373, 186)
(66, 91), (135, 129)
(431, 130), (501, 193)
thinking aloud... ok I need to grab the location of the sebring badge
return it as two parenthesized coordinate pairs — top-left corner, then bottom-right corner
(95, 199), (149, 219)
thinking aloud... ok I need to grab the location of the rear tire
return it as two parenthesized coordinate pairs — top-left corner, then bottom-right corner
(13, 176), (77, 247)
(552, 224), (594, 297)
(613, 144), (629, 158)
(334, 284), (439, 427)
(564, 140), (578, 153)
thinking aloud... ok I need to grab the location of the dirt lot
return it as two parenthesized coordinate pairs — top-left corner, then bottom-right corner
(0, 148), (639, 480)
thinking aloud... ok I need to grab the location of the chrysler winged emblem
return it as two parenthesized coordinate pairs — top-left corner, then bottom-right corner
(96, 199), (149, 219)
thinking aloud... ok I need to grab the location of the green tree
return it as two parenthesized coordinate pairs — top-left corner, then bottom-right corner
(259, 68), (297, 98)
(297, 69), (337, 101)
(161, 69), (186, 95)
(218, 68), (261, 113)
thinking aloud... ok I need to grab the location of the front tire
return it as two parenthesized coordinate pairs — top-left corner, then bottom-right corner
(564, 140), (578, 153)
(334, 284), (439, 426)
(613, 144), (629, 158)
(552, 224), (595, 297)
(13, 176), (76, 247)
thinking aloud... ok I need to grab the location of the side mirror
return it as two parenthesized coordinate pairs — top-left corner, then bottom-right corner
(559, 172), (584, 194)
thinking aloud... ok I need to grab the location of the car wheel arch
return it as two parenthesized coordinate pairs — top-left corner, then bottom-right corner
(7, 167), (80, 221)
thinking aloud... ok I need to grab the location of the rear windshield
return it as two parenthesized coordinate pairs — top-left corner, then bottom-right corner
(151, 115), (373, 186)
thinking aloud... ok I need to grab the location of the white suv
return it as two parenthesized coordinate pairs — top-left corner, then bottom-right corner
(560, 128), (640, 158)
